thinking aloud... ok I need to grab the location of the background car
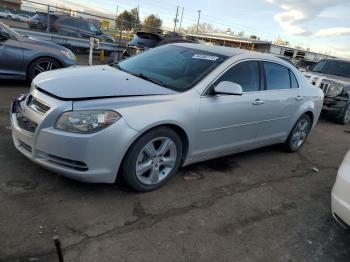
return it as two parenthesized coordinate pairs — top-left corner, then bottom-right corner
(304, 58), (350, 124)
(0, 9), (15, 20)
(296, 59), (317, 72)
(13, 14), (31, 23)
(332, 150), (350, 229)
(122, 31), (197, 58)
(0, 21), (77, 81)
(52, 16), (114, 42)
(275, 55), (295, 66)
(27, 12), (58, 31)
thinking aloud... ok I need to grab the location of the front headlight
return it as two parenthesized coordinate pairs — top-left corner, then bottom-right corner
(55, 110), (121, 134)
(326, 81), (344, 97)
(60, 50), (76, 60)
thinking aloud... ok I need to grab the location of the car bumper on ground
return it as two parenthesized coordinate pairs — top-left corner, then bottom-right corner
(331, 150), (350, 228)
(11, 94), (139, 183)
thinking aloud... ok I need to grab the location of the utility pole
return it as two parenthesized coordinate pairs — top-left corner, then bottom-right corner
(173, 6), (179, 32)
(179, 7), (184, 32)
(196, 10), (201, 34)
(115, 4), (119, 31)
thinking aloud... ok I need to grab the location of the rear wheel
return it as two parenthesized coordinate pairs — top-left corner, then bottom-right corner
(27, 57), (61, 82)
(121, 127), (183, 192)
(338, 103), (350, 125)
(285, 114), (312, 152)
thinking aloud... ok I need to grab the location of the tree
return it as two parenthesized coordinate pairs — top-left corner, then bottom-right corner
(186, 22), (214, 34)
(250, 35), (257, 39)
(116, 8), (140, 31)
(142, 14), (162, 32)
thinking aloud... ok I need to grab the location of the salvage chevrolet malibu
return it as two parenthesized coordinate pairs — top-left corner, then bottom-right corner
(11, 44), (324, 191)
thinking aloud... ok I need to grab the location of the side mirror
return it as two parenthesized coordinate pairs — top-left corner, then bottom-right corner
(214, 81), (243, 95)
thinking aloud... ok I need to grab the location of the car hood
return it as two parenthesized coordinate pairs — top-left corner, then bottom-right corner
(18, 35), (68, 51)
(33, 65), (176, 100)
(304, 71), (350, 86)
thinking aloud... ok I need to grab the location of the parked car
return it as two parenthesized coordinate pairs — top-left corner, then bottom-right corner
(11, 44), (323, 191)
(304, 58), (350, 124)
(122, 31), (197, 58)
(27, 12), (58, 31)
(14, 14), (31, 23)
(52, 16), (114, 42)
(332, 150), (350, 229)
(0, 9), (14, 20)
(296, 59), (317, 72)
(0, 22), (77, 81)
(275, 55), (295, 66)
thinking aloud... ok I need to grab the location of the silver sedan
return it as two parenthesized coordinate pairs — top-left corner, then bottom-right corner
(11, 43), (324, 191)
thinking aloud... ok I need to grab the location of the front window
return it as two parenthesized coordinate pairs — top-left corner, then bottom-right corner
(88, 22), (100, 33)
(114, 45), (227, 92)
(312, 59), (350, 78)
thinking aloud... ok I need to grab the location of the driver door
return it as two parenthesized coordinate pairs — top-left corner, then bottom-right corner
(0, 29), (24, 78)
(193, 60), (265, 158)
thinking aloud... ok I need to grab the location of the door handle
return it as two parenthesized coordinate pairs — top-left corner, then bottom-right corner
(252, 99), (264, 105)
(295, 96), (304, 101)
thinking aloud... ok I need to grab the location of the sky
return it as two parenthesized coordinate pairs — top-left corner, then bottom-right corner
(37, 0), (350, 58)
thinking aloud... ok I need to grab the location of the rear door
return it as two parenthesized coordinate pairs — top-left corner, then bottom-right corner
(255, 61), (301, 144)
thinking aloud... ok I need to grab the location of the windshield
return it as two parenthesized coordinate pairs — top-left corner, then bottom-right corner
(88, 23), (100, 33)
(0, 22), (20, 38)
(312, 59), (350, 78)
(115, 45), (227, 92)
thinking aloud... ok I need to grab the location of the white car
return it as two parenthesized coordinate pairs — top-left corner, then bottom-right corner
(332, 150), (350, 228)
(0, 9), (14, 20)
(14, 14), (31, 23)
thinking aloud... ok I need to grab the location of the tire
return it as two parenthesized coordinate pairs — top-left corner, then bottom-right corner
(338, 103), (350, 125)
(7, 16), (12, 20)
(285, 114), (312, 152)
(27, 57), (61, 82)
(121, 127), (183, 192)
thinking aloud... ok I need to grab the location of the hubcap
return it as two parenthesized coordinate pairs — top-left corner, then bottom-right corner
(291, 119), (310, 149)
(33, 61), (58, 77)
(135, 137), (177, 185)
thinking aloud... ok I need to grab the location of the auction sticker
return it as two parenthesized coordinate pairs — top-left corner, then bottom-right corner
(192, 54), (219, 61)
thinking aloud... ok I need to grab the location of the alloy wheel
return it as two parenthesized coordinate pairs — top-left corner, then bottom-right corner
(135, 137), (177, 185)
(33, 61), (58, 77)
(291, 118), (310, 150)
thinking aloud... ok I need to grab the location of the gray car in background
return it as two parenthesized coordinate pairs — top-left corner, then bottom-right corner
(0, 22), (77, 82)
(11, 44), (323, 191)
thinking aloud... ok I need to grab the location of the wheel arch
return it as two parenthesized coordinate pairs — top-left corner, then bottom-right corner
(116, 123), (190, 183)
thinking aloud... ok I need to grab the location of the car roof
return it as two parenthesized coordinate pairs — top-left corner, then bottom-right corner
(172, 43), (289, 63)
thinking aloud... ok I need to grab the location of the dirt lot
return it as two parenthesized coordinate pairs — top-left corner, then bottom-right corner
(0, 80), (350, 262)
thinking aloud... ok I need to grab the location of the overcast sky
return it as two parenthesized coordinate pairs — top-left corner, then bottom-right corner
(44, 0), (350, 58)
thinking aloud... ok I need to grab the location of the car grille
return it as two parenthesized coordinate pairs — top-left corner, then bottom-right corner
(46, 154), (88, 171)
(26, 95), (51, 114)
(320, 82), (331, 96)
(16, 114), (38, 133)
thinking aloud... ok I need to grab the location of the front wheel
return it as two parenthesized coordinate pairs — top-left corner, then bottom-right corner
(285, 114), (312, 152)
(121, 127), (183, 192)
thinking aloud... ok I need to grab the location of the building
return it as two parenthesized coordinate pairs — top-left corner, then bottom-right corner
(0, 0), (22, 10)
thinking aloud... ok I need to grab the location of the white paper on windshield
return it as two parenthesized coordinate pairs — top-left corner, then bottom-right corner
(192, 54), (219, 61)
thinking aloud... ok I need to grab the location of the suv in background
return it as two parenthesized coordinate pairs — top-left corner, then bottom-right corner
(27, 12), (58, 30)
(122, 31), (197, 58)
(52, 16), (114, 42)
(304, 58), (350, 124)
(296, 59), (317, 72)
